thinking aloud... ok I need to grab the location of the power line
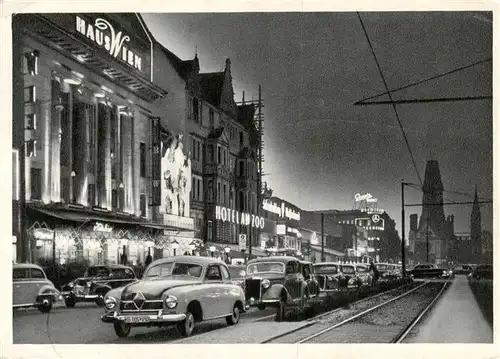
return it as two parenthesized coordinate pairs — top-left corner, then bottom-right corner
(355, 96), (491, 106)
(405, 200), (492, 207)
(354, 57), (492, 105)
(357, 13), (423, 188)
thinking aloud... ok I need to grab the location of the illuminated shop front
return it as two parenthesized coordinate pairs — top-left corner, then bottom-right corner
(13, 13), (196, 264)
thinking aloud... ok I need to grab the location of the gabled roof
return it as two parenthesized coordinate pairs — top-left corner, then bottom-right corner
(199, 72), (225, 107)
(157, 44), (199, 79)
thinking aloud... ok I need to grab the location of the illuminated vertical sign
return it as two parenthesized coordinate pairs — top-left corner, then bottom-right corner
(150, 118), (161, 205)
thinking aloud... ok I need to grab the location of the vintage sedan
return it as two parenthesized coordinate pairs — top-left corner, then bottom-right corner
(13, 263), (61, 313)
(245, 256), (311, 321)
(61, 264), (137, 307)
(354, 264), (373, 287)
(313, 262), (343, 292)
(101, 256), (246, 338)
(300, 260), (320, 297)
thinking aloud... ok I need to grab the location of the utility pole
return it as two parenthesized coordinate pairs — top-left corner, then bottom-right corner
(321, 213), (325, 261)
(426, 211), (430, 262)
(401, 181), (407, 277)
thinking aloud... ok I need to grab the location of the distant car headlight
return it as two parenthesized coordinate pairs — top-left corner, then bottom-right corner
(164, 295), (178, 309)
(262, 279), (270, 289)
(348, 278), (355, 284)
(86, 281), (92, 287)
(104, 296), (117, 309)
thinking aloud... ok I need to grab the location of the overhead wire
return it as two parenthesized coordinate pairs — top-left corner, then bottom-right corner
(356, 12), (423, 189)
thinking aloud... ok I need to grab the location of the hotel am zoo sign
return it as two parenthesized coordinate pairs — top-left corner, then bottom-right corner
(215, 205), (265, 250)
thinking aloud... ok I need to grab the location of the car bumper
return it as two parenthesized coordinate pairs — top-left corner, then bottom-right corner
(101, 311), (187, 324)
(61, 292), (100, 301)
(246, 297), (280, 307)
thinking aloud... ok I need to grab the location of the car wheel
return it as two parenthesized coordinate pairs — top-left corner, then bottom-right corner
(38, 302), (52, 313)
(177, 311), (195, 337)
(65, 297), (76, 308)
(226, 303), (240, 325)
(257, 303), (266, 311)
(113, 322), (131, 338)
(275, 299), (286, 322)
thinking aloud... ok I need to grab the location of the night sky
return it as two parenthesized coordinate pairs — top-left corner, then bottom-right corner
(143, 12), (493, 236)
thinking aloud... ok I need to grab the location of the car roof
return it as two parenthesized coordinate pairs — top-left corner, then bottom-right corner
(247, 256), (299, 265)
(149, 255), (226, 266)
(13, 263), (44, 270)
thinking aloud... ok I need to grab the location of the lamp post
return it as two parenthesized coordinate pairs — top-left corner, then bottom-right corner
(224, 246), (231, 264)
(401, 181), (412, 278)
(171, 239), (179, 256)
(209, 246), (216, 257)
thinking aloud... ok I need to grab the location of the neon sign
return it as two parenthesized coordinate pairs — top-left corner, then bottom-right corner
(215, 206), (265, 229)
(262, 199), (300, 221)
(75, 16), (142, 71)
(354, 193), (378, 203)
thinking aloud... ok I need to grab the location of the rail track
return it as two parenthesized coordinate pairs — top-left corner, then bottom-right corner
(262, 279), (450, 344)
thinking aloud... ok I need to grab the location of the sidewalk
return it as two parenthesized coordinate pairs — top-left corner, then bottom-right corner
(403, 275), (493, 343)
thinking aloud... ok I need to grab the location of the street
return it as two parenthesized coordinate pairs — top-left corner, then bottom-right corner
(13, 303), (275, 344)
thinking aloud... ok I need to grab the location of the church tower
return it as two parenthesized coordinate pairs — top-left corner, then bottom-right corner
(470, 186), (482, 261)
(418, 160), (446, 233)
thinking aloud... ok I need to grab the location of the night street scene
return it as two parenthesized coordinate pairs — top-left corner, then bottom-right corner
(10, 10), (493, 348)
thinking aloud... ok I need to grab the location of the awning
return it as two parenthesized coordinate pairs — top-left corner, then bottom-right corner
(27, 205), (193, 234)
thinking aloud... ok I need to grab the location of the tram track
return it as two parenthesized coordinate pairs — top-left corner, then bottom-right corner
(262, 280), (450, 344)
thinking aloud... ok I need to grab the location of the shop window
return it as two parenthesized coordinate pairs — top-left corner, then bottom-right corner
(23, 50), (39, 76)
(30, 167), (42, 200)
(24, 86), (36, 103)
(25, 114), (36, 130)
(140, 194), (146, 217)
(140, 142), (146, 178)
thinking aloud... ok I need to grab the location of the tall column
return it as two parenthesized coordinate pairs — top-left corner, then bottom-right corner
(50, 79), (61, 202)
(121, 114), (134, 213)
(72, 99), (89, 205)
(97, 103), (111, 208)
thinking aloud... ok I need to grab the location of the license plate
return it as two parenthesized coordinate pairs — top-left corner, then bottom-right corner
(124, 316), (150, 324)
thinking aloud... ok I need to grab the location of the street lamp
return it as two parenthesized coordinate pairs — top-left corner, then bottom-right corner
(209, 246), (216, 257)
(171, 239), (179, 256)
(224, 246), (231, 264)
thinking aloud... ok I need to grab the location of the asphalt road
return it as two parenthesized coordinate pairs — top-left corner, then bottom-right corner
(13, 303), (276, 344)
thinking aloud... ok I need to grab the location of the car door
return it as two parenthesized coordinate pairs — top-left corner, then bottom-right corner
(284, 261), (303, 302)
(13, 268), (30, 306)
(219, 265), (235, 313)
(203, 264), (224, 318)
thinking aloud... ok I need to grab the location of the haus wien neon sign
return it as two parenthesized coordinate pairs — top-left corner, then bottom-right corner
(75, 16), (142, 71)
(215, 205), (265, 229)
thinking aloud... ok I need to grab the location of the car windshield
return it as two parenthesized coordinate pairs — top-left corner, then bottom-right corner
(87, 266), (110, 277)
(247, 262), (285, 275)
(341, 266), (355, 274)
(356, 266), (368, 273)
(145, 262), (203, 278)
(376, 264), (388, 270)
(228, 266), (246, 278)
(314, 265), (338, 274)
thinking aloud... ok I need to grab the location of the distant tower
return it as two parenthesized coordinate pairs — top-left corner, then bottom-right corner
(418, 160), (446, 233)
(470, 186), (482, 261)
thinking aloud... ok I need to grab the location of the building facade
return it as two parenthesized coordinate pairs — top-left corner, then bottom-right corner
(12, 13), (197, 266)
(408, 160), (455, 265)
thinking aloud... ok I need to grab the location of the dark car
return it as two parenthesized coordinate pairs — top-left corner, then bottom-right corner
(453, 264), (474, 275)
(300, 260), (320, 298)
(61, 265), (137, 307)
(469, 264), (493, 280)
(245, 256), (311, 321)
(313, 262), (342, 292)
(409, 264), (450, 279)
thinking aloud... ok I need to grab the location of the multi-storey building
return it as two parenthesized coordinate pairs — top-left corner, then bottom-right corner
(12, 13), (197, 265)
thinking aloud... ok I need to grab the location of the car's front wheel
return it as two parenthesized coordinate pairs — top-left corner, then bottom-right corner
(38, 302), (52, 313)
(64, 296), (76, 308)
(226, 303), (240, 325)
(177, 311), (195, 337)
(113, 322), (131, 338)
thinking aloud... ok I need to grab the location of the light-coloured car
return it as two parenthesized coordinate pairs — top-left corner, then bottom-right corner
(101, 256), (246, 338)
(13, 263), (61, 313)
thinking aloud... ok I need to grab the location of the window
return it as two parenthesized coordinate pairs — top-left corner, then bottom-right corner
(13, 268), (28, 280)
(220, 265), (230, 280)
(207, 220), (213, 241)
(25, 139), (37, 157)
(112, 268), (135, 279)
(31, 268), (45, 279)
(217, 146), (221, 164)
(30, 167), (41, 200)
(25, 114), (36, 130)
(223, 184), (227, 205)
(24, 85), (36, 103)
(207, 144), (213, 162)
(197, 178), (202, 201)
(239, 131), (244, 145)
(209, 109), (214, 128)
(111, 189), (117, 209)
(217, 182), (221, 203)
(193, 98), (199, 122)
(22, 50), (39, 75)
(205, 265), (222, 281)
(239, 161), (245, 177)
(140, 142), (146, 178)
(88, 184), (95, 207)
(140, 194), (146, 217)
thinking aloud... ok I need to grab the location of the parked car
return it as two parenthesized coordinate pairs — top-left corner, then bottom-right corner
(376, 263), (402, 280)
(61, 264), (137, 307)
(13, 263), (61, 313)
(300, 260), (321, 298)
(339, 264), (358, 289)
(313, 262), (342, 292)
(228, 264), (246, 288)
(354, 264), (373, 287)
(101, 256), (246, 338)
(469, 264), (493, 280)
(245, 256), (311, 321)
(409, 264), (450, 279)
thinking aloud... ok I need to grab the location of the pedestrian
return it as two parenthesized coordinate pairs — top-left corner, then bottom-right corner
(369, 260), (379, 286)
(145, 251), (153, 267)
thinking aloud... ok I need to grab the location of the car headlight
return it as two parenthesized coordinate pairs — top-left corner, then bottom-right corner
(86, 281), (92, 287)
(164, 295), (178, 309)
(104, 296), (117, 309)
(348, 278), (355, 284)
(262, 279), (270, 289)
